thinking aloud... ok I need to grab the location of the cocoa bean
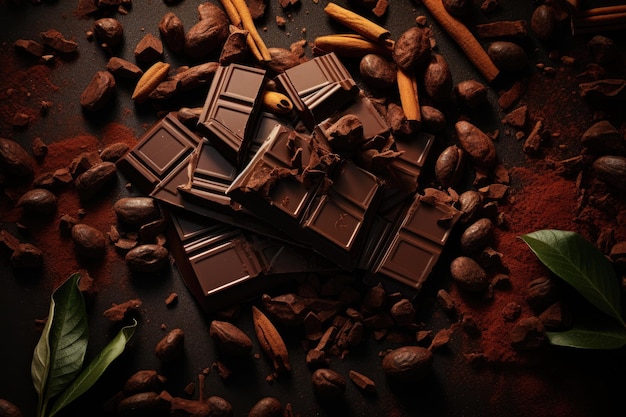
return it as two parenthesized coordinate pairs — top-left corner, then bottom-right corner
(262, 47), (302, 74)
(454, 79), (488, 108)
(510, 316), (546, 350)
(206, 396), (233, 417)
(158, 12), (185, 54)
(248, 397), (282, 417)
(114, 197), (161, 226)
(311, 368), (346, 400)
(16, 188), (57, 217)
(75, 161), (117, 200)
(392, 26), (431, 71)
(531, 5), (556, 42)
(389, 299), (416, 326)
(455, 120), (497, 168)
(581, 121), (624, 155)
(155, 328), (185, 362)
(80, 71), (116, 112)
(420, 105), (446, 133)
(450, 256), (489, 292)
(184, 4), (229, 59)
(72, 223), (106, 259)
(487, 41), (528, 72)
(125, 244), (169, 272)
(123, 370), (162, 396)
(93, 18), (124, 51)
(592, 155), (626, 192)
(176, 62), (220, 92)
(457, 190), (483, 224)
(100, 142), (130, 162)
(424, 53), (453, 103)
(0, 399), (23, 417)
(359, 53), (397, 90)
(460, 218), (494, 254)
(118, 392), (170, 416)
(0, 138), (35, 178)
(435, 145), (465, 188)
(209, 320), (253, 356)
(381, 345), (433, 383)
(587, 35), (621, 66)
(443, 0), (470, 17)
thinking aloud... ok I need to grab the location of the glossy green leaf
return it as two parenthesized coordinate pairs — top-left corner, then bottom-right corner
(48, 319), (137, 417)
(520, 229), (624, 327)
(547, 325), (626, 349)
(31, 273), (89, 417)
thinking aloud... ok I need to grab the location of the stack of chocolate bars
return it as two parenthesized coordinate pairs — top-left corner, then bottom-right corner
(117, 53), (460, 312)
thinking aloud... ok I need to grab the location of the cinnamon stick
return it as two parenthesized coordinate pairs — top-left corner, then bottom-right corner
(312, 34), (392, 58)
(422, 0), (500, 83)
(324, 2), (393, 48)
(229, 0), (271, 62)
(396, 68), (421, 124)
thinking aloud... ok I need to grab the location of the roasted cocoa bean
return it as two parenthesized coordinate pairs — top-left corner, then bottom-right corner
(100, 142), (130, 162)
(392, 26), (431, 71)
(424, 53), (453, 103)
(526, 276), (559, 312)
(155, 328), (185, 362)
(531, 5), (556, 42)
(158, 12), (185, 53)
(80, 71), (116, 112)
(455, 120), (497, 168)
(450, 256), (489, 292)
(390, 299), (416, 326)
(94, 18), (124, 50)
(16, 188), (57, 216)
(587, 35), (621, 66)
(118, 392), (170, 416)
(75, 161), (117, 200)
(382, 345), (433, 383)
(123, 370), (163, 395)
(435, 145), (465, 188)
(176, 62), (221, 92)
(0, 399), (23, 417)
(114, 197), (161, 226)
(209, 320), (253, 356)
(460, 218), (494, 254)
(487, 41), (528, 72)
(0, 138), (35, 178)
(72, 223), (106, 259)
(592, 155), (626, 192)
(457, 190), (483, 224)
(170, 398), (210, 417)
(125, 244), (169, 272)
(420, 105), (446, 133)
(206, 396), (233, 417)
(359, 53), (397, 90)
(454, 79), (488, 108)
(311, 368), (346, 400)
(184, 4), (229, 59)
(581, 121), (624, 155)
(248, 397), (282, 417)
(510, 317), (546, 350)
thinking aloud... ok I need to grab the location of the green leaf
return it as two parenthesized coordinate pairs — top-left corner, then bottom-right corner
(547, 325), (626, 349)
(48, 319), (137, 417)
(520, 229), (623, 327)
(31, 273), (89, 417)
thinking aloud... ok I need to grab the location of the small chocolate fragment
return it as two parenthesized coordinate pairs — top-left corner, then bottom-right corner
(106, 57), (143, 80)
(13, 39), (45, 58)
(93, 18), (124, 50)
(80, 71), (116, 112)
(134, 33), (164, 64)
(40, 29), (78, 54)
(104, 299), (142, 323)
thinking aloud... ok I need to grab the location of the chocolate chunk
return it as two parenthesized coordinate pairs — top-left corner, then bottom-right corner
(197, 64), (267, 167)
(80, 71), (116, 112)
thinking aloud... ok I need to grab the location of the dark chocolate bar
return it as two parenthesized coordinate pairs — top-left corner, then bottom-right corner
(116, 112), (203, 194)
(275, 53), (358, 129)
(197, 64), (267, 168)
(228, 124), (383, 269)
(167, 209), (337, 312)
(367, 194), (461, 291)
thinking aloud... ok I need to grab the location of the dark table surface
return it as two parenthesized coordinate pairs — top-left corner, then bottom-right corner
(1, 1), (626, 416)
